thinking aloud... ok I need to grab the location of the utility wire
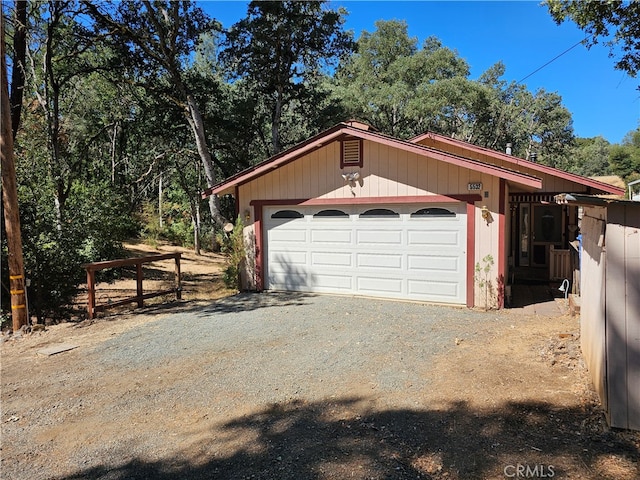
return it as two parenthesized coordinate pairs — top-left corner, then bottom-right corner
(517, 36), (590, 84)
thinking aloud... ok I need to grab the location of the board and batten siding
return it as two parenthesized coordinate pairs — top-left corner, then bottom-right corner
(415, 136), (595, 194)
(238, 141), (490, 207)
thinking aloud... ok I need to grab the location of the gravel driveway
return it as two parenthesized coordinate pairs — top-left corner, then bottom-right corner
(90, 293), (496, 403)
(2, 293), (638, 480)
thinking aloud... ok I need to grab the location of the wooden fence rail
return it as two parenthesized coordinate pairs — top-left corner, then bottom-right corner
(84, 253), (182, 319)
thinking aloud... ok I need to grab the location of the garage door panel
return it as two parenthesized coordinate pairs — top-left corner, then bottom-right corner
(357, 253), (402, 270)
(311, 229), (352, 244)
(311, 251), (352, 267)
(408, 254), (460, 273)
(408, 279), (460, 298)
(408, 230), (460, 247)
(269, 251), (307, 267)
(314, 273), (353, 290)
(356, 230), (403, 245)
(269, 229), (307, 243)
(357, 276), (404, 294)
(268, 272), (308, 290)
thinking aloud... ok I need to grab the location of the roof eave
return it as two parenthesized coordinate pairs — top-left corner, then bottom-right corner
(205, 123), (543, 198)
(555, 193), (640, 207)
(410, 131), (625, 196)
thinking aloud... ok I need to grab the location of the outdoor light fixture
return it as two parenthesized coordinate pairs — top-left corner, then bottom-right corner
(558, 279), (570, 299)
(341, 171), (360, 182)
(342, 171), (361, 197)
(481, 205), (492, 223)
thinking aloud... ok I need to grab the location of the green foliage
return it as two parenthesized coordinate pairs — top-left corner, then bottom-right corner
(566, 136), (610, 176)
(334, 20), (574, 163)
(216, 217), (246, 290)
(609, 127), (640, 181)
(334, 20), (471, 138)
(2, 181), (134, 322)
(546, 0), (640, 78)
(221, 0), (353, 154)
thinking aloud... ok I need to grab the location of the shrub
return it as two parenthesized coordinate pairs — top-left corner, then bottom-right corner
(216, 216), (245, 290)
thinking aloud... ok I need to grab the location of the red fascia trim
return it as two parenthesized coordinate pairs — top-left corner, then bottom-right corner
(466, 201), (475, 308)
(250, 194), (482, 208)
(497, 178), (506, 309)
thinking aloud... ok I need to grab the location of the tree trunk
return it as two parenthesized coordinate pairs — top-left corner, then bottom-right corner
(1, 15), (28, 331)
(158, 174), (163, 229)
(185, 94), (227, 228)
(194, 200), (201, 255)
(271, 86), (283, 155)
(110, 121), (118, 184)
(10, 0), (27, 139)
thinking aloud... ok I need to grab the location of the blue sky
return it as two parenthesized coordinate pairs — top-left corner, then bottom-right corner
(200, 0), (640, 144)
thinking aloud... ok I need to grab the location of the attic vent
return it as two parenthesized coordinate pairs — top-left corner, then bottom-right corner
(341, 139), (363, 168)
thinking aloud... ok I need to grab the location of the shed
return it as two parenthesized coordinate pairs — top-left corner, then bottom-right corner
(556, 193), (640, 431)
(204, 121), (623, 309)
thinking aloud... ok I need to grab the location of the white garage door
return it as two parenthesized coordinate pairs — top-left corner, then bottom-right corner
(264, 204), (467, 304)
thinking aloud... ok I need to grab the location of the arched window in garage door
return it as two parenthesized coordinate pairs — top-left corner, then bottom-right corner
(271, 210), (303, 219)
(313, 209), (349, 218)
(410, 207), (456, 218)
(359, 208), (399, 218)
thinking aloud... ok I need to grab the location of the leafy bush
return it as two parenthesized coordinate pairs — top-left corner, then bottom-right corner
(216, 216), (245, 290)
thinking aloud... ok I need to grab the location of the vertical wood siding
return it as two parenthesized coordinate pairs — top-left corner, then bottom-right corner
(605, 204), (640, 430)
(415, 136), (596, 194)
(238, 138), (503, 307)
(580, 207), (608, 414)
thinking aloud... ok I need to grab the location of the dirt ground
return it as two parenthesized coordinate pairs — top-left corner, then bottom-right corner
(1, 243), (638, 479)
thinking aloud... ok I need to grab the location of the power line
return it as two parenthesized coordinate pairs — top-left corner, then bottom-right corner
(517, 36), (590, 84)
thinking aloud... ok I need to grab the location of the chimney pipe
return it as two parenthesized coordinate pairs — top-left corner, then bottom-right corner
(529, 152), (537, 162)
(506, 143), (512, 155)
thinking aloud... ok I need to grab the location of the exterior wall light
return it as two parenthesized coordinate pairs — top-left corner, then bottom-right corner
(481, 205), (492, 224)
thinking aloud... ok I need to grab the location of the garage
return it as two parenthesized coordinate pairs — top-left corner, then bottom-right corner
(264, 203), (467, 304)
(205, 121), (615, 308)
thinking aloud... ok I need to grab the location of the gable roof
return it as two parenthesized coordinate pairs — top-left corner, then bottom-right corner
(410, 131), (625, 196)
(203, 122), (543, 198)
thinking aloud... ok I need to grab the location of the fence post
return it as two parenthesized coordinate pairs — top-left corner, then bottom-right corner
(175, 253), (182, 300)
(87, 268), (96, 319)
(136, 261), (144, 308)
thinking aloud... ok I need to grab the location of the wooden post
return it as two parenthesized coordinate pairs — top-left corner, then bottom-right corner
(175, 254), (182, 300)
(87, 269), (96, 320)
(1, 14), (28, 331)
(84, 253), (183, 317)
(136, 262), (144, 308)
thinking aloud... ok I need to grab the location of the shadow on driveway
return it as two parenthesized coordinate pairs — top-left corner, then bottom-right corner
(58, 396), (639, 480)
(198, 291), (316, 315)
